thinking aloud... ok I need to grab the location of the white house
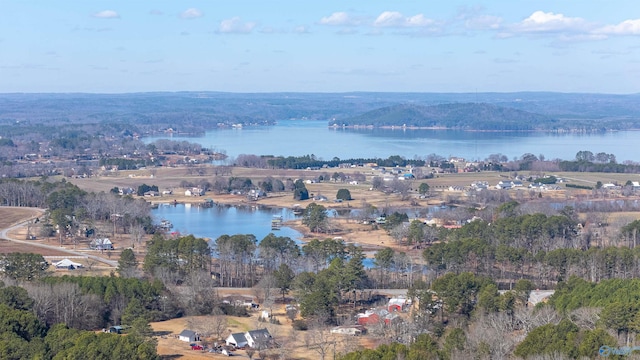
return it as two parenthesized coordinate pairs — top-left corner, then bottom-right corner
(185, 187), (205, 196)
(495, 181), (512, 190)
(225, 332), (248, 348)
(245, 328), (272, 349)
(226, 329), (273, 349)
(90, 238), (113, 250)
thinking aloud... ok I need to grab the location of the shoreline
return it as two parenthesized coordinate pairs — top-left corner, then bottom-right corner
(330, 124), (623, 133)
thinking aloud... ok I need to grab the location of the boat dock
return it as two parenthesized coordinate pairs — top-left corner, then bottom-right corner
(271, 215), (283, 230)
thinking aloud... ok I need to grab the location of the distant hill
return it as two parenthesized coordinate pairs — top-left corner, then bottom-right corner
(335, 103), (558, 131)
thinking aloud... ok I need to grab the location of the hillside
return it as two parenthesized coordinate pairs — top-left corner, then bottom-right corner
(335, 103), (558, 131)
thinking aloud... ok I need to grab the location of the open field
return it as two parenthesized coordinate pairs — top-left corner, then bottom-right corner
(0, 207), (41, 229)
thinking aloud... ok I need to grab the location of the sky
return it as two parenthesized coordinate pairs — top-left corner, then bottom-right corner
(1, 1), (639, 94)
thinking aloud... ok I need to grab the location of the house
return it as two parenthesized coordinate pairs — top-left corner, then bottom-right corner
(185, 187), (205, 196)
(495, 181), (512, 190)
(162, 189), (173, 195)
(178, 329), (199, 342)
(53, 258), (83, 270)
(90, 238), (113, 250)
(511, 180), (524, 187)
(471, 181), (489, 190)
(143, 190), (160, 197)
(119, 187), (135, 196)
(403, 173), (415, 179)
(330, 325), (367, 336)
(245, 328), (273, 349)
(247, 189), (266, 200)
(221, 295), (257, 308)
(226, 332), (249, 348)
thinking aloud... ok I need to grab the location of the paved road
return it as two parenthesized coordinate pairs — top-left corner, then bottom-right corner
(0, 209), (118, 267)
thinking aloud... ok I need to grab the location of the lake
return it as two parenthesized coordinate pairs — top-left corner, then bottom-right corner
(145, 120), (640, 163)
(152, 203), (302, 243)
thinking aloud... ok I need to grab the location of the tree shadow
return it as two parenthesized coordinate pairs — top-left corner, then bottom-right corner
(153, 330), (173, 337)
(160, 355), (183, 359)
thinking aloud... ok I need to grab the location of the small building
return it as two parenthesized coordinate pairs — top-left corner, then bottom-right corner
(226, 332), (248, 348)
(388, 296), (410, 312)
(357, 309), (382, 326)
(178, 329), (199, 342)
(143, 190), (160, 197)
(90, 238), (113, 250)
(108, 325), (124, 334)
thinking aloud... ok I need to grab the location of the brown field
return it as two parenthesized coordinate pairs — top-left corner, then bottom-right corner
(0, 207), (41, 229)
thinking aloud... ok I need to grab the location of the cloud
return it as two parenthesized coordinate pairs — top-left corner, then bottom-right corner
(217, 17), (256, 34)
(596, 19), (640, 35)
(465, 15), (503, 30)
(373, 11), (435, 27)
(512, 11), (590, 34)
(293, 25), (310, 34)
(92, 10), (119, 19)
(180, 8), (203, 19)
(318, 12), (359, 26)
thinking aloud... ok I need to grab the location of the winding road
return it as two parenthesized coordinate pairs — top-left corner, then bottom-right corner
(0, 208), (118, 267)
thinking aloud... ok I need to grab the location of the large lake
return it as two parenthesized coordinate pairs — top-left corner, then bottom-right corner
(145, 120), (640, 162)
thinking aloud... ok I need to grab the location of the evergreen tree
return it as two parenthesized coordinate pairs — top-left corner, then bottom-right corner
(117, 248), (139, 278)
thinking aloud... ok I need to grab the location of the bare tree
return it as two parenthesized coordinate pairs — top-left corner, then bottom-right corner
(186, 309), (228, 341)
(129, 223), (146, 248)
(569, 307), (600, 330)
(304, 326), (335, 360)
(84, 257), (98, 271)
(254, 274), (277, 306)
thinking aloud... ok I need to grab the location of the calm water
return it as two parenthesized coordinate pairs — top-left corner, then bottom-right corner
(152, 203), (381, 267)
(152, 203), (302, 243)
(145, 120), (640, 162)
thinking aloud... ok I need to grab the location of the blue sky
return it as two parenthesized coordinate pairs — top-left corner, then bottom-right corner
(1, 1), (639, 93)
